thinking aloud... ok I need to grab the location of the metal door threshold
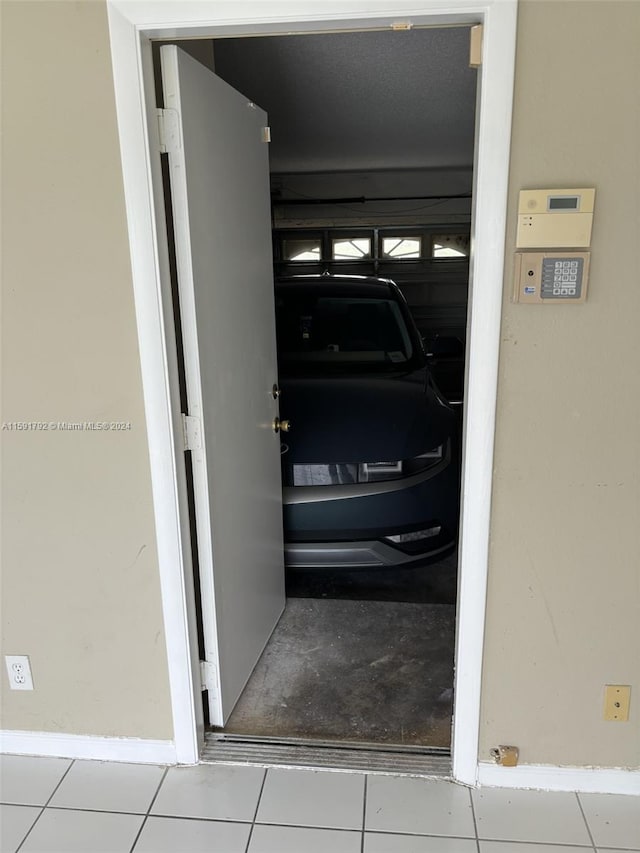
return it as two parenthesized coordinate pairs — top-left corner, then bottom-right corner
(202, 732), (451, 777)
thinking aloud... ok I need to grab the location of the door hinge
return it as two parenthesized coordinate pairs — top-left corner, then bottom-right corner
(200, 660), (218, 695)
(181, 413), (202, 452)
(262, 126), (271, 143)
(469, 24), (483, 68)
(157, 108), (181, 154)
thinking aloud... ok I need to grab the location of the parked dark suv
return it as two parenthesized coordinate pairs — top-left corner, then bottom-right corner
(275, 274), (459, 570)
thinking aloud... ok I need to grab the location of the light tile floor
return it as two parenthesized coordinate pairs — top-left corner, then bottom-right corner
(1, 754), (638, 853)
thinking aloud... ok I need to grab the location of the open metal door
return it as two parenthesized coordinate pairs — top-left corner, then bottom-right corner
(160, 45), (286, 726)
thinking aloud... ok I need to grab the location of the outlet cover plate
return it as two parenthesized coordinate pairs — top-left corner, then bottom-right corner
(5, 655), (34, 690)
(603, 684), (631, 721)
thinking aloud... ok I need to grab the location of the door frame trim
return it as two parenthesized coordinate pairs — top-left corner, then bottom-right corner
(106, 0), (518, 780)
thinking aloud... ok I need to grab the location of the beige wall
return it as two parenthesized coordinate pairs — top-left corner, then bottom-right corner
(1, 0), (639, 769)
(481, 0), (640, 768)
(0, 1), (173, 739)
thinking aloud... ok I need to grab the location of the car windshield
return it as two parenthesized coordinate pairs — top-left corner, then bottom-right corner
(276, 292), (416, 374)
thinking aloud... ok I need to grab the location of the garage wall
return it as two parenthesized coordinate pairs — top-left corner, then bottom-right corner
(0, 1), (173, 739)
(480, 0), (640, 768)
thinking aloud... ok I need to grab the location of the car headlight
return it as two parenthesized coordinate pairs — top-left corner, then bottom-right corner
(358, 460), (403, 482)
(291, 442), (446, 486)
(403, 444), (444, 477)
(360, 443), (445, 482)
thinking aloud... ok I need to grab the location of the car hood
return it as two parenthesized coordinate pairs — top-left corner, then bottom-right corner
(278, 369), (454, 463)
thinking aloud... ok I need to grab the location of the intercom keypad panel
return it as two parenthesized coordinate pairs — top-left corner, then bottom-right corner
(513, 252), (590, 304)
(541, 257), (584, 299)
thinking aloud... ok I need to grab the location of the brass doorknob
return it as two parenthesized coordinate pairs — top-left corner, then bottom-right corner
(273, 417), (291, 433)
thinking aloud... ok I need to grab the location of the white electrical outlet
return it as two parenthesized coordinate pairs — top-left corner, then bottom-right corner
(5, 655), (34, 690)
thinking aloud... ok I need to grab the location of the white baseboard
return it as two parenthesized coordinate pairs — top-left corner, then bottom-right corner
(0, 730), (177, 765)
(3, 731), (638, 794)
(478, 761), (640, 796)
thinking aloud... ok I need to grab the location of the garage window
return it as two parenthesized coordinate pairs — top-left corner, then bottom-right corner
(331, 237), (372, 260)
(283, 237), (322, 261)
(382, 236), (422, 259)
(431, 234), (470, 258)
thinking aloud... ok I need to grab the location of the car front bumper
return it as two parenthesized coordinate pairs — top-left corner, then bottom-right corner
(282, 448), (459, 570)
(284, 537), (454, 569)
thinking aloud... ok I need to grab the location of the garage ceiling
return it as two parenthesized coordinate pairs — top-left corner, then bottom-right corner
(212, 27), (477, 175)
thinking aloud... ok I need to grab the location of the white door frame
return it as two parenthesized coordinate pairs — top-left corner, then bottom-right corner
(107, 0), (518, 782)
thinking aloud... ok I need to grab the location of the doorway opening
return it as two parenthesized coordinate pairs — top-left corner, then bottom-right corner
(108, 0), (517, 777)
(153, 24), (476, 754)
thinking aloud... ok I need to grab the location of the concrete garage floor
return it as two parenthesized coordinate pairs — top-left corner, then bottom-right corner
(221, 558), (456, 748)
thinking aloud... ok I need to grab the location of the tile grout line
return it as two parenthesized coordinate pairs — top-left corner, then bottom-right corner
(365, 831), (593, 845)
(126, 811), (254, 825)
(14, 758), (76, 853)
(360, 773), (368, 853)
(479, 842), (594, 849)
(467, 785), (482, 853)
(366, 831), (479, 840)
(128, 765), (169, 853)
(30, 804), (148, 816)
(575, 791), (598, 853)
(12, 805), (44, 853)
(244, 822), (482, 837)
(244, 767), (269, 853)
